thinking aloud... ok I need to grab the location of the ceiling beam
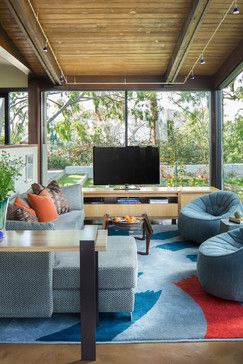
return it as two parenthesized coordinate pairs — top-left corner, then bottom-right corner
(43, 75), (214, 92)
(0, 24), (30, 74)
(165, 0), (212, 83)
(214, 40), (243, 89)
(4, 0), (63, 85)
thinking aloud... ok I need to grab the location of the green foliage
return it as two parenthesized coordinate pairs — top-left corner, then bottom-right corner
(48, 155), (71, 170)
(223, 116), (243, 163)
(0, 152), (23, 201)
(58, 174), (84, 186)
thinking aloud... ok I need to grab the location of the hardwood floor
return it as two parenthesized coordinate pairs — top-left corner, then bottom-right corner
(0, 342), (243, 364)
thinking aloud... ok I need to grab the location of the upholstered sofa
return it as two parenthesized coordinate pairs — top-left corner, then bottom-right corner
(178, 191), (242, 244)
(1, 183), (138, 318)
(6, 183), (85, 231)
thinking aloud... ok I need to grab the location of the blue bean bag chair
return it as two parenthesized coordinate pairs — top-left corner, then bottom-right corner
(197, 228), (243, 301)
(178, 191), (242, 244)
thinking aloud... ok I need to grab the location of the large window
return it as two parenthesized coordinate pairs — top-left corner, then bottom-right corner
(128, 91), (210, 187)
(45, 91), (125, 170)
(44, 90), (210, 187)
(223, 72), (243, 200)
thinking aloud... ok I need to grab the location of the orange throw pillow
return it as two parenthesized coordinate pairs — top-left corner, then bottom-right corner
(14, 196), (36, 216)
(27, 189), (58, 222)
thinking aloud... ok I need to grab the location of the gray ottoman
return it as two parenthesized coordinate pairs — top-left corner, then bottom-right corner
(53, 235), (138, 313)
(197, 227), (243, 301)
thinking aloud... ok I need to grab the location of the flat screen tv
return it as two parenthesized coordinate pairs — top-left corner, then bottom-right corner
(93, 146), (160, 186)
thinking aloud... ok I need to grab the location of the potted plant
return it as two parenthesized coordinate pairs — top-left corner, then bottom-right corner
(0, 152), (23, 234)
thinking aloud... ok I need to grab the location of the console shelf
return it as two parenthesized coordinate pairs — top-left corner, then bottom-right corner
(83, 186), (218, 220)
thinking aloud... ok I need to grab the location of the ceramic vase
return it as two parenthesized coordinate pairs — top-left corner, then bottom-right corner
(0, 198), (9, 236)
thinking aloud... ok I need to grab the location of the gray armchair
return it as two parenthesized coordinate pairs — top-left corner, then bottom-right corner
(197, 227), (243, 301)
(178, 191), (242, 244)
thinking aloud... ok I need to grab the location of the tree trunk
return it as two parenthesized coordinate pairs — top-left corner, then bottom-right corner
(149, 93), (159, 145)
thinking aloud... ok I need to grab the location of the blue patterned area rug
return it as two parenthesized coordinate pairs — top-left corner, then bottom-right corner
(1, 225), (243, 344)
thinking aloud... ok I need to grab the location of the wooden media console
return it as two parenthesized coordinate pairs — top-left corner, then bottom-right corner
(83, 186), (217, 220)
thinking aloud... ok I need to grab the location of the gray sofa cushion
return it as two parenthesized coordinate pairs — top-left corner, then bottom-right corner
(62, 184), (83, 210)
(52, 210), (84, 230)
(53, 288), (135, 313)
(53, 235), (138, 290)
(0, 252), (54, 318)
(6, 220), (55, 230)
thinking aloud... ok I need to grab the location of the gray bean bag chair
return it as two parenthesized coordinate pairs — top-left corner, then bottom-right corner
(178, 191), (242, 244)
(197, 228), (243, 301)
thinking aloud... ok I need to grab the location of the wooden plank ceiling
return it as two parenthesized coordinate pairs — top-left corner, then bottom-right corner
(0, 0), (242, 84)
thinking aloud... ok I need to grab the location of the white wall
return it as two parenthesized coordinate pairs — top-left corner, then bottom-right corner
(0, 145), (38, 195)
(0, 64), (28, 88)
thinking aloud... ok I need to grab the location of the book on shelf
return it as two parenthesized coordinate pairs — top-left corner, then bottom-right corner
(149, 198), (168, 204)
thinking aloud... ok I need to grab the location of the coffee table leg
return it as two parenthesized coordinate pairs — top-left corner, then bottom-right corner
(146, 232), (151, 255)
(80, 240), (96, 361)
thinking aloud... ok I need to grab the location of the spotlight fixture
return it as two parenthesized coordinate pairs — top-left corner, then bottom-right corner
(190, 71), (196, 80)
(43, 41), (48, 52)
(233, 0), (240, 14)
(199, 54), (206, 64)
(60, 73), (65, 84)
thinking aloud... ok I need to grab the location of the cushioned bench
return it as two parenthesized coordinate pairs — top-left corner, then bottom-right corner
(53, 235), (138, 313)
(0, 235), (138, 317)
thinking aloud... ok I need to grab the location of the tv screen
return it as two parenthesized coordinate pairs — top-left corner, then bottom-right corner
(93, 146), (160, 185)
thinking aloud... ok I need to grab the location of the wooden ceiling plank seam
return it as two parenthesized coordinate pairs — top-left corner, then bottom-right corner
(4, 0), (62, 84)
(165, 0), (212, 83)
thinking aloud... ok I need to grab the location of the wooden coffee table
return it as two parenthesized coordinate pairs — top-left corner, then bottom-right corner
(103, 213), (153, 255)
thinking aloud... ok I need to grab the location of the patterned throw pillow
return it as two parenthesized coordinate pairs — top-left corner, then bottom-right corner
(7, 198), (37, 221)
(7, 204), (18, 220)
(31, 180), (70, 215)
(15, 208), (38, 222)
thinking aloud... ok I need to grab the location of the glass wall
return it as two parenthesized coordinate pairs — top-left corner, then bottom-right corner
(9, 92), (28, 144)
(128, 91), (210, 187)
(223, 72), (243, 200)
(44, 90), (210, 187)
(45, 91), (125, 172)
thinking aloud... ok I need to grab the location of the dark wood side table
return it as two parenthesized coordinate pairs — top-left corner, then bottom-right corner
(103, 213), (153, 255)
